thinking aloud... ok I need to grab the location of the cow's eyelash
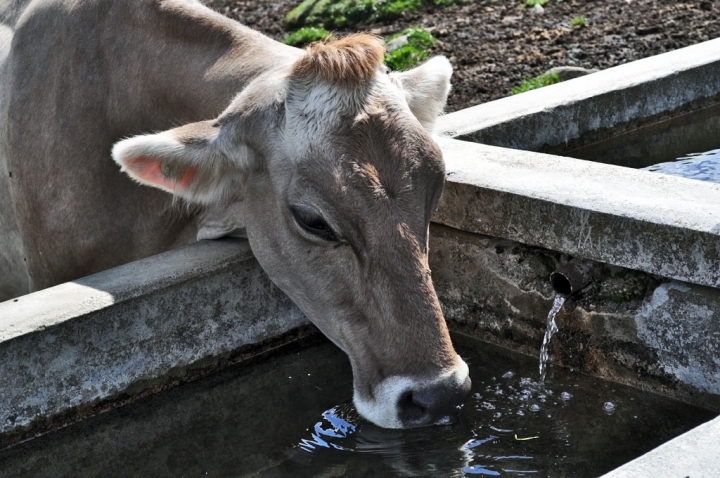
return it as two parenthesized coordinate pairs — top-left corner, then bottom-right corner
(290, 204), (340, 242)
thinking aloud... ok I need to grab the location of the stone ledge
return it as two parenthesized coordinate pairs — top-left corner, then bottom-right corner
(0, 238), (308, 440)
(601, 415), (720, 478)
(436, 37), (720, 152)
(434, 137), (720, 288)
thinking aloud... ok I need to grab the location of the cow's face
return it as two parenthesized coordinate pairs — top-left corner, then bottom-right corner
(113, 35), (470, 428)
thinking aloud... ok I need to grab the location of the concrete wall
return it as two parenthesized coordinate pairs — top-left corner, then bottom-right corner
(436, 38), (720, 154)
(429, 225), (720, 412)
(600, 415), (720, 477)
(0, 239), (309, 446)
(435, 137), (720, 289)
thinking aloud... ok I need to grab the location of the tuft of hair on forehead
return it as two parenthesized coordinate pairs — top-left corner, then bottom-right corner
(291, 34), (385, 86)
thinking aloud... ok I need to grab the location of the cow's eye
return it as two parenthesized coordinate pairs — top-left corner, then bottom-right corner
(290, 204), (338, 242)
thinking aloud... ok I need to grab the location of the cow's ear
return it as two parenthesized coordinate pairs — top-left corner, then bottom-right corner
(389, 56), (452, 132)
(112, 120), (256, 204)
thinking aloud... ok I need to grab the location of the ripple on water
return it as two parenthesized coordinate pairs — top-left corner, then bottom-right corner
(278, 343), (713, 478)
(643, 148), (720, 183)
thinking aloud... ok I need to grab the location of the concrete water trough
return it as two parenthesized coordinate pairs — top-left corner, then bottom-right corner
(1, 38), (719, 475)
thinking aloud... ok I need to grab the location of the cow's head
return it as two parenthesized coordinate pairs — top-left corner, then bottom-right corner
(112, 34), (470, 428)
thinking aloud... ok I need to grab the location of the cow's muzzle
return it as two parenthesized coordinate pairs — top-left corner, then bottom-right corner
(397, 374), (472, 427)
(354, 358), (471, 428)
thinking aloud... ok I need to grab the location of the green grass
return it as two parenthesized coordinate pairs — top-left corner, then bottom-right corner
(384, 28), (436, 71)
(569, 15), (587, 27)
(280, 26), (333, 46)
(285, 0), (462, 30)
(280, 25), (436, 71)
(524, 0), (547, 6)
(512, 72), (562, 95)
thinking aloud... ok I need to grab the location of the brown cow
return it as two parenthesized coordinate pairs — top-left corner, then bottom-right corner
(0, 0), (470, 428)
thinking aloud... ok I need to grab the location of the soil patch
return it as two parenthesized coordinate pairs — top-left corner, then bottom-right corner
(203, 0), (720, 112)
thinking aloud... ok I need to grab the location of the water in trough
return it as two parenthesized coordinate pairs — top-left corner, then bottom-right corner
(0, 334), (715, 477)
(643, 148), (720, 183)
(560, 102), (720, 183)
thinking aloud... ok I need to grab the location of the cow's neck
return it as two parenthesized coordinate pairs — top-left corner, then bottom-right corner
(105, 0), (301, 134)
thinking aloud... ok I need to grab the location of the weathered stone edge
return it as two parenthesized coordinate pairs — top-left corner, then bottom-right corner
(0, 239), (254, 341)
(435, 37), (720, 151)
(434, 138), (720, 288)
(0, 238), (309, 439)
(600, 414), (720, 478)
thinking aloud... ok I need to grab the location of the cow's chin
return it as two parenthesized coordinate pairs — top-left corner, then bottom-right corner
(353, 358), (471, 429)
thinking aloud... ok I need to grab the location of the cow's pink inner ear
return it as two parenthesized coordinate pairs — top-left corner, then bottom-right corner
(127, 156), (198, 192)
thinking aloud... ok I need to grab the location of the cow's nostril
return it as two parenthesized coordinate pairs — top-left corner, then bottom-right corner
(397, 376), (472, 428)
(398, 391), (427, 422)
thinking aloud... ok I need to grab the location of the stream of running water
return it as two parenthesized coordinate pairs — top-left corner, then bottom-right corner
(539, 295), (566, 381)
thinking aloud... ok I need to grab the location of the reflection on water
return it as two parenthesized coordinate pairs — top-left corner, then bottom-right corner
(276, 350), (715, 478)
(256, 335), (715, 478)
(0, 335), (716, 478)
(643, 148), (720, 183)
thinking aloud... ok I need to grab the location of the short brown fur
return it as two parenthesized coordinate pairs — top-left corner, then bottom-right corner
(292, 34), (385, 85)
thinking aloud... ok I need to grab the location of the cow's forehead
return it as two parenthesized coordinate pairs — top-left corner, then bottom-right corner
(294, 111), (444, 212)
(284, 72), (444, 206)
(286, 72), (408, 145)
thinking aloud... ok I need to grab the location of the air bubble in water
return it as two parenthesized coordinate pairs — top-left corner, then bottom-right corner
(529, 404), (541, 412)
(473, 393), (483, 400)
(603, 402), (616, 414)
(517, 410), (525, 416)
(502, 371), (515, 379)
(561, 392), (572, 401)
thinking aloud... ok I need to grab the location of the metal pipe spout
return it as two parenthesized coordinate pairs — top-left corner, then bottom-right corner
(550, 260), (593, 297)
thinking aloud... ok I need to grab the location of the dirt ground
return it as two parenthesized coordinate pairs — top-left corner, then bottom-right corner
(202, 0), (720, 112)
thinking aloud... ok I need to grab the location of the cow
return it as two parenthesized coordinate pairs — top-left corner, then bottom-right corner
(0, 0), (470, 428)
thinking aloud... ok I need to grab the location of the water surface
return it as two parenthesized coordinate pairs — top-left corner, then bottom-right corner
(560, 102), (720, 183)
(0, 335), (715, 477)
(643, 148), (720, 183)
